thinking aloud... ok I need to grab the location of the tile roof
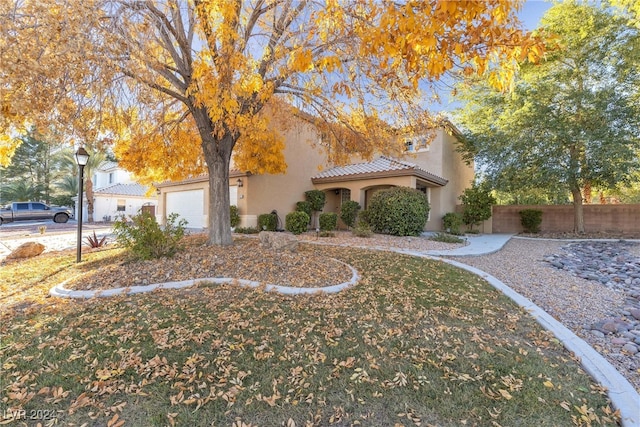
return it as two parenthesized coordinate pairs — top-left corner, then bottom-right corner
(93, 183), (152, 197)
(311, 156), (448, 186)
(98, 161), (119, 171)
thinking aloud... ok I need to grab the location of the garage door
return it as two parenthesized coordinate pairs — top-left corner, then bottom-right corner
(166, 189), (204, 229)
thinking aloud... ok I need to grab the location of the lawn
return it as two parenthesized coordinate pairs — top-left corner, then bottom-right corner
(0, 243), (619, 426)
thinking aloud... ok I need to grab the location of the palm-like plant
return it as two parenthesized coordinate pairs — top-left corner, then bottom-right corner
(2, 180), (45, 202)
(55, 148), (106, 222)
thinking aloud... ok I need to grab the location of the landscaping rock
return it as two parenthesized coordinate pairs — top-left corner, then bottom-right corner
(6, 242), (45, 260)
(259, 231), (298, 252)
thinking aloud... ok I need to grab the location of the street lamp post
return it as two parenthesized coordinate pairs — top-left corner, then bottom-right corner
(75, 147), (90, 263)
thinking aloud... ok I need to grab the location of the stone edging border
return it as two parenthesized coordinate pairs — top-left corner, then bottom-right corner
(398, 249), (640, 427)
(50, 258), (359, 298)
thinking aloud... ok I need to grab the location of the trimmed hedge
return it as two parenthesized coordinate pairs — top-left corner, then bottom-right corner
(230, 205), (240, 228)
(319, 212), (338, 231)
(304, 190), (326, 212)
(258, 213), (277, 231)
(367, 187), (430, 236)
(442, 212), (463, 235)
(285, 211), (310, 235)
(295, 201), (313, 219)
(519, 209), (543, 233)
(339, 200), (360, 229)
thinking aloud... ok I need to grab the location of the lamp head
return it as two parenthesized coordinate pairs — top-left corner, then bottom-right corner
(75, 147), (90, 166)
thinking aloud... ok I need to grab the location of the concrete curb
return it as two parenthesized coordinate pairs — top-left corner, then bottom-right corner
(422, 253), (639, 427)
(49, 258), (359, 298)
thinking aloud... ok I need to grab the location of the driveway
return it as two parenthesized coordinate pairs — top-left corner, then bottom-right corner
(0, 220), (113, 259)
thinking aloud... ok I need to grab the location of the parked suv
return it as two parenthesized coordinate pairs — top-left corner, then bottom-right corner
(0, 201), (74, 225)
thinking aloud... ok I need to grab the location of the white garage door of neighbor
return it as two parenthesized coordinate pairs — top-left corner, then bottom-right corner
(166, 190), (204, 229)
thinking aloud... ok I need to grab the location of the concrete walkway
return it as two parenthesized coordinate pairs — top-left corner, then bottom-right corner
(424, 233), (514, 256)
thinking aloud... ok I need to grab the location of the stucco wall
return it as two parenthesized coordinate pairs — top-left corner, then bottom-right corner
(243, 120), (329, 227)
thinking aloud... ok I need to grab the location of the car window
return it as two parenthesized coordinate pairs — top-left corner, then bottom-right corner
(15, 203), (29, 210)
(31, 203), (46, 210)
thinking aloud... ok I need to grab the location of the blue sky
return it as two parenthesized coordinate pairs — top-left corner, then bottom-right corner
(519, 0), (553, 30)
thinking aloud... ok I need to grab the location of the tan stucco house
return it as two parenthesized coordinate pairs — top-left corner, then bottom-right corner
(156, 118), (474, 231)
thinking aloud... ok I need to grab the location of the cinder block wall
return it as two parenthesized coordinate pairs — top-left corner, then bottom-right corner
(491, 204), (640, 233)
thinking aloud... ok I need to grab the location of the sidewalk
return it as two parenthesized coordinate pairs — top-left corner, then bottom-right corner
(424, 233), (514, 256)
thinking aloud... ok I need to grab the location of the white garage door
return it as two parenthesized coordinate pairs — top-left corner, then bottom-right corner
(166, 190), (204, 229)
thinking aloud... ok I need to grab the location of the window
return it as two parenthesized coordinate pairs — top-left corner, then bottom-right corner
(15, 203), (29, 210)
(117, 199), (126, 212)
(31, 203), (46, 210)
(404, 140), (414, 152)
(341, 189), (351, 204)
(109, 172), (114, 184)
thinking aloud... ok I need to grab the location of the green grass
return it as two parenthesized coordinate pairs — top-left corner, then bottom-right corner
(0, 245), (619, 426)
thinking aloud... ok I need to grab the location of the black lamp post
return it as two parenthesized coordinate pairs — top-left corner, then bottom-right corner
(75, 147), (89, 263)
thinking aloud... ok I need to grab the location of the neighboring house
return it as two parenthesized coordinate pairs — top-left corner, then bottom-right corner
(156, 118), (474, 231)
(77, 162), (157, 222)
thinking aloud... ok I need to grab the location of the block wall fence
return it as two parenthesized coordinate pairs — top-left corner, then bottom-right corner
(485, 204), (640, 234)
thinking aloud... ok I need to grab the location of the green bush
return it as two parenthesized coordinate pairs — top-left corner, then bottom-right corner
(358, 209), (371, 225)
(258, 213), (277, 231)
(429, 232), (464, 244)
(112, 211), (187, 260)
(304, 190), (326, 212)
(286, 211), (310, 235)
(319, 212), (338, 231)
(295, 201), (313, 219)
(442, 212), (463, 235)
(367, 187), (430, 236)
(459, 182), (496, 231)
(339, 200), (360, 229)
(352, 219), (372, 237)
(230, 205), (240, 228)
(234, 226), (259, 234)
(519, 209), (543, 233)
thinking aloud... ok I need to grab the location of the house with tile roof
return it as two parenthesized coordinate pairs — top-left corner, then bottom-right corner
(89, 162), (157, 222)
(156, 117), (474, 231)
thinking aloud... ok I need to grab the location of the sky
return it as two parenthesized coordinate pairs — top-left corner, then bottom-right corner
(519, 0), (553, 30)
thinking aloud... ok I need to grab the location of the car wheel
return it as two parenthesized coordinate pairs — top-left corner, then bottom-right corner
(54, 213), (69, 223)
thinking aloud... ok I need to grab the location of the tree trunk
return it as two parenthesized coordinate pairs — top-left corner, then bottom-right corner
(85, 177), (94, 223)
(570, 185), (585, 233)
(200, 131), (235, 246)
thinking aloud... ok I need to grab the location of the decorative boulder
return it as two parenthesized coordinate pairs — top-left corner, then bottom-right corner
(7, 242), (45, 260)
(259, 231), (298, 252)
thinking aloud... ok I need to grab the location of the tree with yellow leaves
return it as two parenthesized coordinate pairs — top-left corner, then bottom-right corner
(1, 0), (541, 245)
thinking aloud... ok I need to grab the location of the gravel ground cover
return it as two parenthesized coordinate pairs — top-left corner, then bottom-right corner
(456, 237), (640, 392)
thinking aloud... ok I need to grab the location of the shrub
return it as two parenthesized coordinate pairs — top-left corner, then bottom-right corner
(258, 213), (277, 231)
(234, 226), (259, 234)
(519, 209), (543, 233)
(304, 190), (326, 212)
(358, 209), (371, 225)
(230, 205), (240, 228)
(319, 212), (338, 231)
(285, 211), (310, 235)
(442, 212), (463, 235)
(352, 219), (372, 237)
(339, 200), (360, 229)
(295, 201), (313, 219)
(367, 187), (430, 236)
(112, 211), (187, 260)
(84, 230), (108, 248)
(429, 232), (464, 244)
(459, 182), (496, 231)
(319, 231), (335, 237)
